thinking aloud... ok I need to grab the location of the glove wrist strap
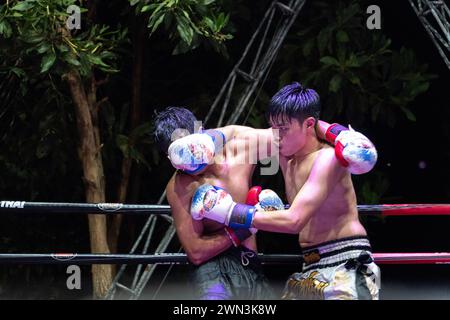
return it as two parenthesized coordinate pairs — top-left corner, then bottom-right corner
(228, 204), (256, 229)
(325, 123), (348, 144)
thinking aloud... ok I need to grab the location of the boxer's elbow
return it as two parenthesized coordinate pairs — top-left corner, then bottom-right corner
(185, 246), (208, 265)
(186, 250), (202, 265)
(287, 208), (309, 234)
(287, 217), (304, 234)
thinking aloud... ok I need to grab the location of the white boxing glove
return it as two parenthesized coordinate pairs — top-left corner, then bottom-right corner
(191, 184), (256, 229)
(326, 123), (378, 175)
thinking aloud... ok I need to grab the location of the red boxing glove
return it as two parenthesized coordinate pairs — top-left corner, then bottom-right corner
(246, 186), (262, 205)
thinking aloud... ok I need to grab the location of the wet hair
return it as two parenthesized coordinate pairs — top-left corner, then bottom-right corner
(266, 82), (320, 125)
(153, 107), (198, 152)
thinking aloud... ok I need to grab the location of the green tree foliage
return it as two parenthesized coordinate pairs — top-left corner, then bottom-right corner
(266, 0), (436, 204)
(0, 0), (127, 200)
(275, 0), (436, 127)
(130, 0), (233, 54)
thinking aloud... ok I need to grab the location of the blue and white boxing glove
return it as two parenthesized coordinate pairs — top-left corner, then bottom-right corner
(255, 189), (285, 212)
(167, 129), (225, 175)
(191, 184), (284, 229)
(191, 184), (256, 228)
(325, 123), (378, 175)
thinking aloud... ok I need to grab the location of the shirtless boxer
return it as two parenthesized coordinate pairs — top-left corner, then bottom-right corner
(154, 107), (277, 300)
(190, 82), (380, 300)
(154, 106), (350, 299)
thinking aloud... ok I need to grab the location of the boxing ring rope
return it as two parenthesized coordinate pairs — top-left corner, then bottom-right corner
(1, 201), (449, 266)
(0, 252), (449, 265)
(1, 201), (450, 216)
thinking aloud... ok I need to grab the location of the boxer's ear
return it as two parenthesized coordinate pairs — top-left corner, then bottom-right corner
(305, 117), (315, 128)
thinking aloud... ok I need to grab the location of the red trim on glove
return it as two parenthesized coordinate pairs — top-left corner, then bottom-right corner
(325, 123), (348, 144)
(225, 227), (240, 247)
(334, 141), (349, 167)
(246, 186), (262, 205)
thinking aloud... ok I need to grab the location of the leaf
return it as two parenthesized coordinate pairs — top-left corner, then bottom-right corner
(346, 54), (361, 68)
(329, 74), (342, 93)
(40, 52), (56, 73)
(347, 72), (361, 86)
(0, 20), (12, 38)
(11, 67), (26, 78)
(336, 45), (346, 64)
(131, 122), (153, 139)
(320, 56), (340, 67)
(400, 106), (416, 122)
(141, 5), (151, 13)
(317, 28), (331, 55)
(116, 134), (130, 156)
(336, 30), (349, 43)
(164, 12), (174, 30)
(22, 34), (45, 44)
(64, 56), (81, 66)
(203, 17), (215, 30)
(129, 0), (141, 6)
(302, 40), (315, 57)
(57, 44), (69, 53)
(12, 1), (34, 11)
(87, 55), (109, 67)
(37, 43), (51, 54)
(410, 82), (430, 96)
(176, 15), (194, 45)
(150, 13), (165, 34)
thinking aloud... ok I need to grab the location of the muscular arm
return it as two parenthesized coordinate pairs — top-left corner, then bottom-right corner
(166, 176), (233, 265)
(216, 125), (274, 160)
(252, 148), (347, 234)
(216, 122), (332, 160)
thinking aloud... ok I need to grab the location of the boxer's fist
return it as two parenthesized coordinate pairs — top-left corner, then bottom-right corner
(191, 184), (256, 228)
(168, 133), (215, 174)
(256, 189), (285, 211)
(326, 123), (377, 175)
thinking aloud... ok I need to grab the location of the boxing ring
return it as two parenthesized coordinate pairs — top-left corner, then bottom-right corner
(1, 201), (449, 299)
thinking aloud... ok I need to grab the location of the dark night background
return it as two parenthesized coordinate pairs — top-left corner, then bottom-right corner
(0, 0), (449, 299)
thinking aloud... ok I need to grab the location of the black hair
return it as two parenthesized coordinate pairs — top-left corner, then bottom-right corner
(153, 107), (198, 152)
(266, 82), (321, 125)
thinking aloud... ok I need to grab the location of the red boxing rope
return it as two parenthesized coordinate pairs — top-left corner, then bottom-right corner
(0, 252), (448, 265)
(373, 253), (450, 264)
(358, 204), (450, 216)
(1, 201), (450, 216)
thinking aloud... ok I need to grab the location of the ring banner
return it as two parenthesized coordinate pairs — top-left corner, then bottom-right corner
(0, 253), (448, 265)
(1, 201), (450, 215)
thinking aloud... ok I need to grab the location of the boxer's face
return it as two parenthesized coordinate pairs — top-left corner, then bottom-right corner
(271, 118), (306, 157)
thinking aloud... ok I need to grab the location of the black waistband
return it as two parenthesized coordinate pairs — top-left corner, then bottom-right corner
(302, 235), (370, 253)
(300, 236), (373, 271)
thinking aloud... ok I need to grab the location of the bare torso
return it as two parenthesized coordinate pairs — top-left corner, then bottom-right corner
(279, 144), (367, 248)
(171, 139), (258, 250)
